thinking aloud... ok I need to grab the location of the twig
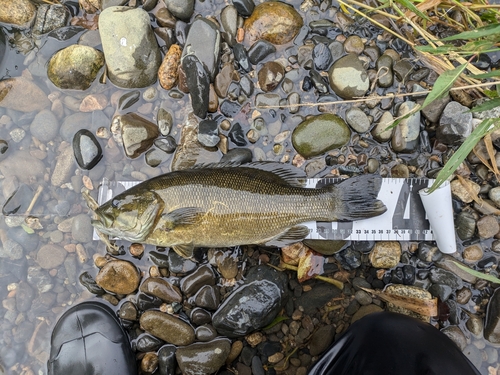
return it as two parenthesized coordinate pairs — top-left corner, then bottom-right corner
(25, 185), (43, 216)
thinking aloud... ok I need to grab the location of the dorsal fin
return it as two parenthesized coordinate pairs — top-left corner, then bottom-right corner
(190, 161), (306, 187)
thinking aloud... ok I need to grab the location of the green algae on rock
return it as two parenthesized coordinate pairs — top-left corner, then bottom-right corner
(243, 1), (303, 46)
(292, 113), (351, 158)
(47, 45), (104, 90)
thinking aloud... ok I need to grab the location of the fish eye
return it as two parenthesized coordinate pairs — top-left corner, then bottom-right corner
(111, 199), (120, 208)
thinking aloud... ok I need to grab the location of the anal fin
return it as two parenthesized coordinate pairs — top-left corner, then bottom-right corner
(264, 225), (310, 247)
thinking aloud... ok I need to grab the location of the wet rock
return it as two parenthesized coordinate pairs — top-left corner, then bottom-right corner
(182, 18), (221, 82)
(15, 282), (34, 312)
(455, 211), (476, 240)
(212, 265), (287, 337)
(428, 283), (452, 301)
(155, 137), (177, 154)
(145, 148), (168, 167)
(99, 6), (162, 88)
(220, 100), (242, 118)
(117, 113), (160, 158)
(477, 215), (499, 239)
(47, 45), (104, 90)
(172, 115), (220, 170)
(195, 324), (218, 342)
(0, 151), (43, 185)
(485, 288), (500, 343)
(243, 1), (303, 46)
(375, 54), (394, 88)
(140, 277), (183, 303)
(490, 186), (500, 208)
(0, 0), (36, 29)
(140, 310), (195, 345)
(2, 184), (33, 216)
(328, 54), (369, 99)
(36, 244), (66, 269)
(71, 214), (94, 243)
(463, 344), (482, 369)
(258, 61), (284, 92)
(194, 285), (220, 310)
(313, 43), (332, 71)
(248, 40), (276, 65)
(309, 325), (335, 356)
(371, 111), (393, 142)
(80, 272), (105, 295)
(96, 260), (141, 294)
(215, 63), (240, 98)
(392, 101), (420, 152)
(136, 334), (164, 353)
(435, 255), (477, 284)
(73, 129), (102, 170)
(229, 122), (247, 146)
(182, 54), (210, 118)
(463, 244), (484, 263)
(220, 148), (253, 164)
(292, 114), (351, 158)
(157, 108), (173, 137)
(33, 4), (69, 35)
(158, 345), (176, 375)
(345, 107), (371, 133)
(198, 119), (220, 147)
(221, 5), (238, 45)
(180, 265), (216, 296)
(231, 43), (250, 73)
(51, 144), (75, 186)
(451, 179), (480, 204)
(351, 304), (383, 322)
(417, 242), (442, 263)
(437, 101), (473, 145)
(0, 77), (50, 112)
(233, 0), (254, 16)
(176, 338), (231, 375)
(441, 326), (467, 351)
(369, 241), (401, 268)
(159, 44), (182, 90)
(421, 95), (450, 123)
(164, 0), (194, 20)
(429, 268), (463, 291)
(190, 308), (212, 326)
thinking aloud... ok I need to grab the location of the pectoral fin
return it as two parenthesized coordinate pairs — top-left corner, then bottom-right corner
(264, 225), (310, 247)
(160, 207), (202, 230)
(172, 242), (195, 258)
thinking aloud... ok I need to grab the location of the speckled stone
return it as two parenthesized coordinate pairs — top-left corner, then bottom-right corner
(369, 241), (401, 268)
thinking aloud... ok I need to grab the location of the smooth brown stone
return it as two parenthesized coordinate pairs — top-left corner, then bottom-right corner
(140, 310), (195, 346)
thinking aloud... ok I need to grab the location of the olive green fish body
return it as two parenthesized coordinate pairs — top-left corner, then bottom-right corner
(92, 163), (386, 257)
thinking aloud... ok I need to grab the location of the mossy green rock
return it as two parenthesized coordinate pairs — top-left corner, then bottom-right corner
(292, 114), (351, 158)
(47, 45), (104, 90)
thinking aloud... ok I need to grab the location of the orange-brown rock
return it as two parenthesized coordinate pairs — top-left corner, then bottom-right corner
(243, 1), (303, 46)
(158, 44), (182, 90)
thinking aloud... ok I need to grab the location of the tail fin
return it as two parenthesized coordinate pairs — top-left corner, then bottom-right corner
(327, 175), (387, 221)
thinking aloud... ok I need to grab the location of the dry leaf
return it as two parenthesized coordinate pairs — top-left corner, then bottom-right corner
(361, 287), (438, 317)
(297, 248), (324, 282)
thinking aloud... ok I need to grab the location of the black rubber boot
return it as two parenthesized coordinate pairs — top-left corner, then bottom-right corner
(47, 301), (138, 375)
(308, 311), (481, 375)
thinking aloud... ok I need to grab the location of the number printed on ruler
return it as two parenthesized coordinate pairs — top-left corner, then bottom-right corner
(97, 178), (436, 242)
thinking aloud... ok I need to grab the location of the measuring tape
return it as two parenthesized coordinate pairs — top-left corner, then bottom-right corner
(96, 178), (441, 242)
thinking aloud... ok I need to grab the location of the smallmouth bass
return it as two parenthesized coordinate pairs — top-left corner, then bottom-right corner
(91, 163), (386, 258)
